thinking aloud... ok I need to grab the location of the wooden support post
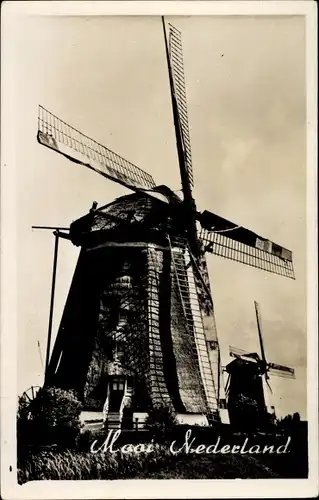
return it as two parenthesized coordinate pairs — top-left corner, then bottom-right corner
(44, 230), (60, 383)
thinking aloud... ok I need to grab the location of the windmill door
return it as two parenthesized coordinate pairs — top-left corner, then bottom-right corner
(108, 377), (125, 412)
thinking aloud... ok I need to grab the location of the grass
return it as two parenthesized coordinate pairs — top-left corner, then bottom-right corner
(18, 447), (278, 483)
(17, 424), (308, 483)
(18, 442), (303, 483)
(18, 445), (173, 483)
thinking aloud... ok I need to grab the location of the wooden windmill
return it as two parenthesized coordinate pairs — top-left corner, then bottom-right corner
(34, 19), (295, 428)
(225, 301), (295, 430)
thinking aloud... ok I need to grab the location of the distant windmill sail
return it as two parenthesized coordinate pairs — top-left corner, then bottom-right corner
(268, 362), (295, 378)
(37, 105), (156, 192)
(229, 345), (253, 358)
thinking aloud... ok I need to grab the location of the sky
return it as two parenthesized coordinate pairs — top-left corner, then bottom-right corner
(7, 13), (306, 418)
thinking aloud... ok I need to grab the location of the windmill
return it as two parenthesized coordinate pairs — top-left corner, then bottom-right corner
(225, 301), (295, 431)
(33, 19), (295, 429)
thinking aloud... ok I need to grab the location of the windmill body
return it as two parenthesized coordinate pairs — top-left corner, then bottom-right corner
(34, 20), (295, 428)
(226, 302), (296, 431)
(225, 353), (269, 431)
(45, 189), (220, 427)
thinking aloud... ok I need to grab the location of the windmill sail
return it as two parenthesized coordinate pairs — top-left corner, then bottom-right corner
(229, 345), (258, 358)
(168, 235), (219, 416)
(268, 363), (295, 378)
(37, 105), (156, 192)
(229, 347), (295, 378)
(199, 210), (294, 279)
(254, 300), (268, 379)
(168, 23), (194, 189)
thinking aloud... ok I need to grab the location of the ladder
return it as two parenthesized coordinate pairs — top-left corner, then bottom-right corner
(146, 245), (174, 409)
(168, 236), (219, 417)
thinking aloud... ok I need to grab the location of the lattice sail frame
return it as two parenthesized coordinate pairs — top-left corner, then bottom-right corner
(146, 246), (175, 409)
(267, 362), (295, 379)
(199, 228), (295, 279)
(168, 23), (194, 188)
(37, 106), (156, 191)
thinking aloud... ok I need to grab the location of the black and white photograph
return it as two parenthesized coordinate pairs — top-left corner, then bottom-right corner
(1, 1), (317, 498)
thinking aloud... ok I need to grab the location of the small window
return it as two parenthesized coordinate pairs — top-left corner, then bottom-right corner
(112, 378), (125, 391)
